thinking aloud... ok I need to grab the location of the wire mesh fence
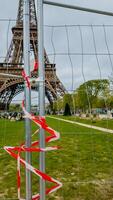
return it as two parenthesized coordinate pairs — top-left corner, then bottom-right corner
(1, 17), (113, 199)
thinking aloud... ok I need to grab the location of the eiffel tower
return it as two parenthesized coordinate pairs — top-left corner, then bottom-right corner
(0, 0), (66, 110)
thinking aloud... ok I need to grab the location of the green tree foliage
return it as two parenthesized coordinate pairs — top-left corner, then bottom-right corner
(50, 79), (113, 114)
(74, 79), (110, 111)
(53, 98), (63, 113)
(63, 94), (73, 110)
(9, 104), (22, 112)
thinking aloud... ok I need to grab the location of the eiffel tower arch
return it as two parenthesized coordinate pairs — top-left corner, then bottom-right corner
(0, 0), (66, 110)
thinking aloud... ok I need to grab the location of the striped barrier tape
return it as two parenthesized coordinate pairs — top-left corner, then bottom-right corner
(4, 62), (62, 199)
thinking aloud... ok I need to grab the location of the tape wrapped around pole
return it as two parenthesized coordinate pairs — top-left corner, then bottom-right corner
(3, 64), (62, 200)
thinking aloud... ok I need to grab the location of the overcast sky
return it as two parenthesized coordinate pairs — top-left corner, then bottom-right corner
(0, 0), (113, 104)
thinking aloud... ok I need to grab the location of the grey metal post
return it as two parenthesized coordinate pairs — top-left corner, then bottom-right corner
(23, 0), (32, 199)
(37, 0), (45, 199)
(44, 1), (113, 17)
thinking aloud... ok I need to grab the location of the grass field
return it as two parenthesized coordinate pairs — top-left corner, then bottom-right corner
(57, 115), (113, 130)
(1, 117), (113, 199)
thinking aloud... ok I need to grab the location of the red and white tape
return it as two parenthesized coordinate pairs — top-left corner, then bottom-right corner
(4, 61), (62, 199)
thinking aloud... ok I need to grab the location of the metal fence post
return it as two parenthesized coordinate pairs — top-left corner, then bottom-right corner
(23, 0), (32, 199)
(37, 0), (46, 199)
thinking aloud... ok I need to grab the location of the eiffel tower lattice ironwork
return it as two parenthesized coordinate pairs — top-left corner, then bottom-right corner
(0, 0), (66, 110)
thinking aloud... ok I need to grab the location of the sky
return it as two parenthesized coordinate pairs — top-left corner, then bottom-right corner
(0, 0), (113, 104)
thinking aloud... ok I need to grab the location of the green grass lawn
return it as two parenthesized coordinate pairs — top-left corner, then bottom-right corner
(56, 115), (113, 130)
(1, 117), (113, 199)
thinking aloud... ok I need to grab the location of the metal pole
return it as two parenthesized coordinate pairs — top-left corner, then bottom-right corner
(23, 0), (32, 199)
(44, 1), (113, 17)
(37, 0), (45, 200)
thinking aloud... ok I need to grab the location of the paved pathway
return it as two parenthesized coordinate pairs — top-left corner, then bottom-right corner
(47, 116), (113, 134)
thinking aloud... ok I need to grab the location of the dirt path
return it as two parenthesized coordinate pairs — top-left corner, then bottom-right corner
(47, 116), (113, 134)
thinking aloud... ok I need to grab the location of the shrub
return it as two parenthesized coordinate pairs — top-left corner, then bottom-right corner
(64, 103), (71, 116)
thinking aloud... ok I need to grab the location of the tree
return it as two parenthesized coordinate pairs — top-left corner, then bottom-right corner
(63, 94), (73, 110)
(53, 98), (63, 113)
(9, 104), (22, 112)
(75, 79), (110, 111)
(64, 103), (71, 116)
